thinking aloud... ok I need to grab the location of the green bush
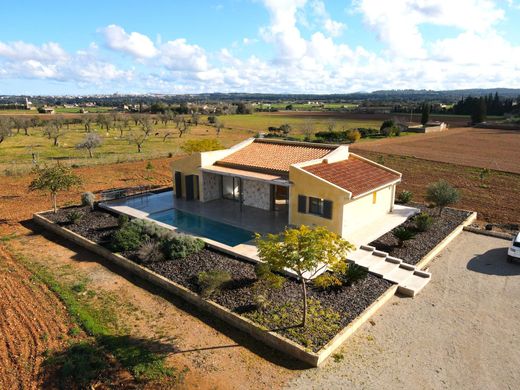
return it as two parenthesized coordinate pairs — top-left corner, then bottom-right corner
(66, 210), (83, 224)
(254, 293), (269, 310)
(118, 214), (129, 227)
(81, 192), (96, 210)
(397, 190), (413, 204)
(415, 212), (434, 232)
(137, 239), (164, 263)
(313, 273), (343, 290)
(343, 264), (368, 285)
(393, 227), (416, 247)
(254, 262), (285, 289)
(161, 234), (205, 260)
(425, 180), (460, 216)
(110, 222), (143, 252)
(197, 270), (231, 297)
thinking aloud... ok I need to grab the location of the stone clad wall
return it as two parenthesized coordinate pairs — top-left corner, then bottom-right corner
(243, 179), (271, 210)
(201, 173), (221, 202)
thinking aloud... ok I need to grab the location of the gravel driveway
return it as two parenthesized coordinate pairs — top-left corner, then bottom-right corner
(287, 232), (520, 389)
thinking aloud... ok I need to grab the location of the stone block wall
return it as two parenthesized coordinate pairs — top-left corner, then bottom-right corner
(243, 179), (271, 210)
(201, 173), (221, 202)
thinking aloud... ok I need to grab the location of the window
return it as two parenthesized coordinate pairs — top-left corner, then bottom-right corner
(309, 197), (324, 216)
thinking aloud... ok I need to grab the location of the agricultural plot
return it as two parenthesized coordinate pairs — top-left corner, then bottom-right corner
(351, 127), (520, 174)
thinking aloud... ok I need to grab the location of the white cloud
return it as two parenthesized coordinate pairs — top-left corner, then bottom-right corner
(324, 19), (346, 37)
(0, 41), (68, 62)
(102, 24), (158, 58)
(159, 39), (208, 71)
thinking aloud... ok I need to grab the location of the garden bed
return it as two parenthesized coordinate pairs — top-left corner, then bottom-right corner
(42, 206), (391, 353)
(369, 204), (472, 265)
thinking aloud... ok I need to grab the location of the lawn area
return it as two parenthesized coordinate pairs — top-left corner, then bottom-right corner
(219, 112), (381, 133)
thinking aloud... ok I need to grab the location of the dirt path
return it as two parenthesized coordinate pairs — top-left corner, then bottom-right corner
(7, 227), (297, 390)
(351, 127), (520, 174)
(0, 244), (72, 390)
(287, 232), (520, 389)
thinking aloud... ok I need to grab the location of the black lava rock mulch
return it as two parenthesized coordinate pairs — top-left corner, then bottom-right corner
(42, 206), (120, 244)
(370, 205), (471, 265)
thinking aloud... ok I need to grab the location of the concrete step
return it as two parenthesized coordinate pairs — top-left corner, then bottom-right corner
(384, 262), (417, 284)
(369, 256), (402, 277)
(398, 270), (432, 297)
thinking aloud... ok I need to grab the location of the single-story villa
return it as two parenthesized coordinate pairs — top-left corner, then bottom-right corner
(171, 138), (403, 241)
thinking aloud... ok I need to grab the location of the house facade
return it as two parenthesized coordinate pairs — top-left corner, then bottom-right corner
(171, 138), (402, 239)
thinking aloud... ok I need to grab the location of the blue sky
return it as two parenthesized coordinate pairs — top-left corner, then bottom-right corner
(0, 0), (519, 95)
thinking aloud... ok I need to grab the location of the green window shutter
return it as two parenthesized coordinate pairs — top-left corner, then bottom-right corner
(298, 195), (307, 213)
(323, 200), (333, 219)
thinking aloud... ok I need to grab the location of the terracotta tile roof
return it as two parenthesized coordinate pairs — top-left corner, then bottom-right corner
(216, 139), (337, 175)
(303, 156), (401, 197)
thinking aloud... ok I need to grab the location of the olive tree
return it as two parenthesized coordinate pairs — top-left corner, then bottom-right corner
(425, 180), (460, 216)
(43, 120), (66, 146)
(256, 225), (354, 327)
(76, 133), (102, 158)
(0, 117), (12, 144)
(128, 116), (154, 152)
(29, 164), (82, 213)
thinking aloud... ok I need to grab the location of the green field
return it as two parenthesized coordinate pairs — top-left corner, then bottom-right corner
(0, 112), (397, 175)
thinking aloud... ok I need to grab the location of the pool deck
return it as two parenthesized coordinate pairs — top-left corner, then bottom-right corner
(99, 190), (418, 280)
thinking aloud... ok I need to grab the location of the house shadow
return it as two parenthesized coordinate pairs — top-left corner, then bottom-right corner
(466, 247), (520, 276)
(21, 218), (311, 370)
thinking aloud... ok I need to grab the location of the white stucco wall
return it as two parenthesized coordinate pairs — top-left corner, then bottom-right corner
(342, 184), (394, 237)
(243, 179), (271, 211)
(201, 172), (221, 202)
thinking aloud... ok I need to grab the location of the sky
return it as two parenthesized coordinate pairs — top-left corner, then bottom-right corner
(0, 0), (519, 95)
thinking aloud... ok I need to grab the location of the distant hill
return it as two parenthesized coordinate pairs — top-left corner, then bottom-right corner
(1, 88), (519, 105)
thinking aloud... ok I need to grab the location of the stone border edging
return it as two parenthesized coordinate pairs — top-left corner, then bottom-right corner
(462, 226), (513, 241)
(33, 211), (397, 367)
(415, 211), (477, 270)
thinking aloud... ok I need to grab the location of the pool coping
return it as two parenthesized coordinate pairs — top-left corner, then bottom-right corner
(98, 200), (328, 280)
(33, 210), (398, 367)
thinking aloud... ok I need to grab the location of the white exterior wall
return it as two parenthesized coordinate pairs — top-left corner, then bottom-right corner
(342, 184), (394, 237)
(243, 179), (271, 211)
(201, 172), (221, 202)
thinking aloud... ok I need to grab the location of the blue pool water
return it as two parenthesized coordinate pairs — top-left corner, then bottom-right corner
(149, 208), (254, 247)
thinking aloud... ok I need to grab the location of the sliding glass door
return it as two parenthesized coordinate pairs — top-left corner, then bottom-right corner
(222, 176), (241, 201)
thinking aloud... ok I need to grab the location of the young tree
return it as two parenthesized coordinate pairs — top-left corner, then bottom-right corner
(191, 112), (200, 126)
(256, 226), (354, 327)
(279, 123), (291, 136)
(76, 133), (102, 158)
(425, 180), (460, 216)
(421, 102), (430, 125)
(82, 116), (93, 132)
(29, 164), (82, 213)
(302, 120), (315, 141)
(178, 119), (191, 138)
(215, 119), (224, 137)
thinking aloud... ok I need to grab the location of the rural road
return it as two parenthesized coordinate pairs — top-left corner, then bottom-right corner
(286, 232), (520, 389)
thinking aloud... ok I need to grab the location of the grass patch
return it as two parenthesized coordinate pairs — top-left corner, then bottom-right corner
(245, 299), (341, 351)
(14, 251), (180, 385)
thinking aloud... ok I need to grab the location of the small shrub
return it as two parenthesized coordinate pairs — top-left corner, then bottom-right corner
(376, 155), (385, 165)
(254, 262), (285, 289)
(81, 192), (96, 210)
(137, 239), (164, 263)
(197, 270), (231, 298)
(313, 273), (343, 290)
(397, 190), (413, 204)
(118, 214), (129, 227)
(66, 210), (83, 225)
(111, 223), (143, 252)
(254, 294), (270, 310)
(345, 129), (361, 143)
(393, 227), (415, 247)
(161, 234), (205, 259)
(425, 180), (460, 216)
(167, 152), (173, 158)
(415, 212), (433, 232)
(343, 264), (367, 285)
(145, 161), (154, 170)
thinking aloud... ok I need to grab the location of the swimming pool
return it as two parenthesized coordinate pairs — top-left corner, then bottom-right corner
(149, 208), (254, 247)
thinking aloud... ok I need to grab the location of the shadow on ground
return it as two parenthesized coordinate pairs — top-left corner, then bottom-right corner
(21, 219), (311, 370)
(467, 247), (520, 276)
